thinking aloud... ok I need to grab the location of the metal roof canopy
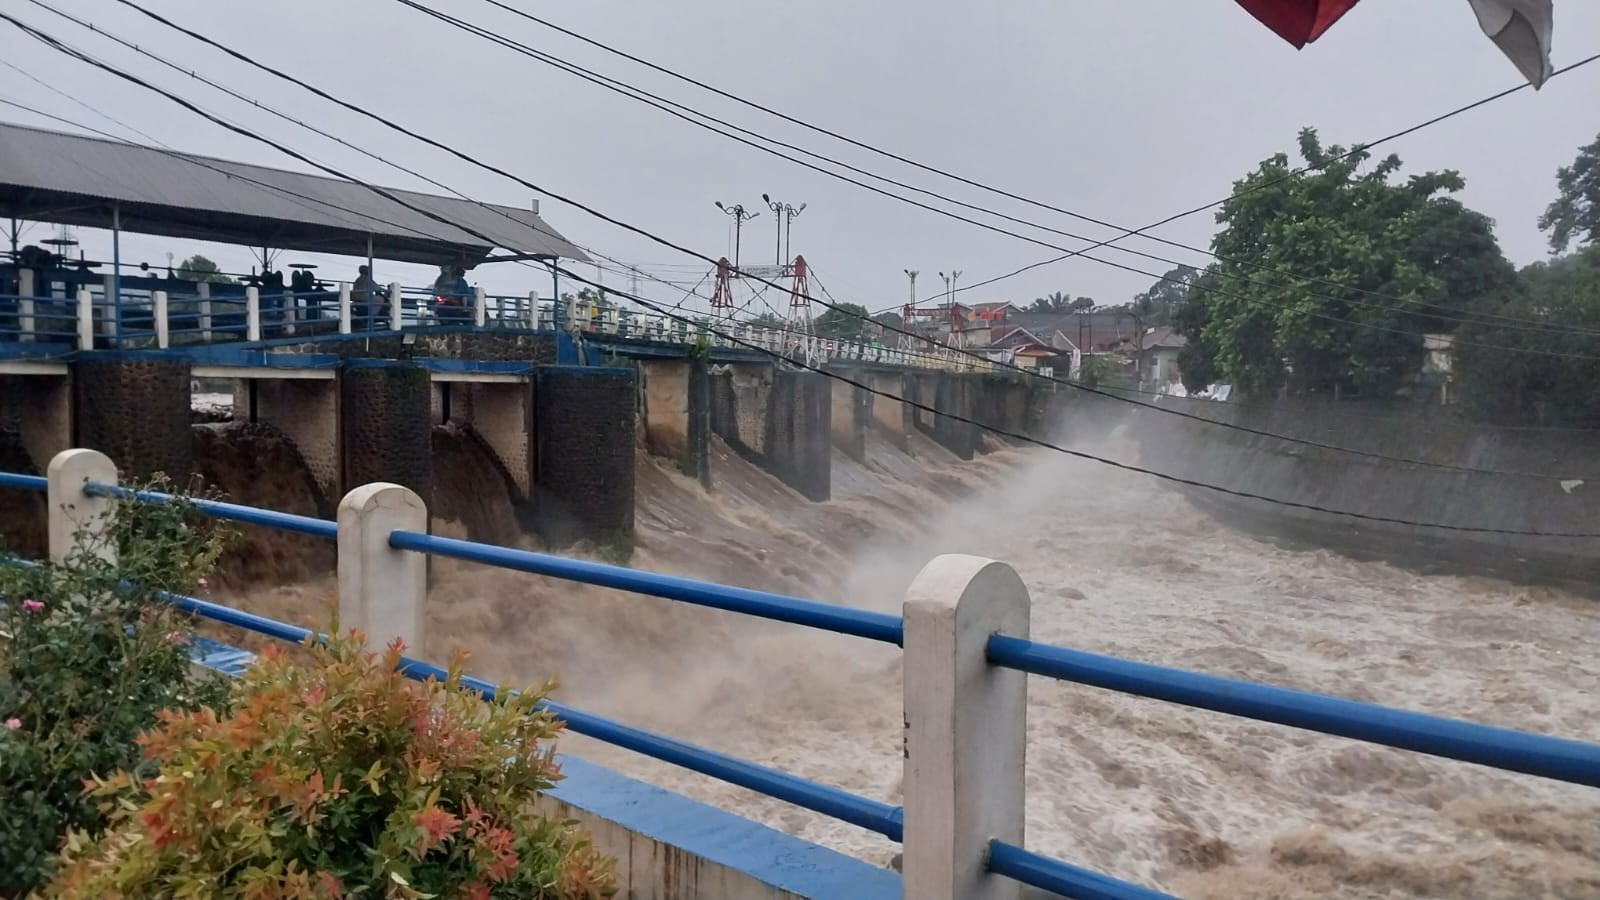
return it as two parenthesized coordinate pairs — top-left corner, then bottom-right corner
(0, 121), (589, 267)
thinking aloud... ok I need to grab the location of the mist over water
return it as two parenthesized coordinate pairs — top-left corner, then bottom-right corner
(208, 416), (1600, 899)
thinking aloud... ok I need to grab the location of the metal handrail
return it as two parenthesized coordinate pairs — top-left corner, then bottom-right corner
(156, 584), (904, 840)
(11, 469), (1597, 898)
(985, 634), (1600, 788)
(386, 530), (904, 644)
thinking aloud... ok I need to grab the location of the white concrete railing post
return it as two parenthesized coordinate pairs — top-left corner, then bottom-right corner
(46, 449), (119, 565)
(282, 289), (297, 336)
(474, 286), (488, 328)
(336, 482), (427, 654)
(197, 281), (212, 342)
(152, 290), (169, 349)
(245, 286), (262, 342)
(388, 282), (403, 331)
(100, 273), (116, 339)
(17, 268), (34, 342)
(527, 291), (540, 329)
(338, 283), (353, 334)
(902, 554), (1029, 900)
(76, 288), (94, 350)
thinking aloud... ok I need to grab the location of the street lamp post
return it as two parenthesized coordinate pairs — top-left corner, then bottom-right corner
(762, 193), (806, 265)
(715, 201), (759, 275)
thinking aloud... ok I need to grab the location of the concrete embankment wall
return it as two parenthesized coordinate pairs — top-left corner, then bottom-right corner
(1099, 392), (1600, 587)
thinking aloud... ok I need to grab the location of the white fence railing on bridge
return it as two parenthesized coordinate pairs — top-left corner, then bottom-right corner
(0, 278), (992, 372)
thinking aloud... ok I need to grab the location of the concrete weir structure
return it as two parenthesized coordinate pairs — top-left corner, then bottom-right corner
(0, 351), (638, 548)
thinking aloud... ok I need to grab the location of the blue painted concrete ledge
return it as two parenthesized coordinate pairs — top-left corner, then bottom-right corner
(548, 755), (902, 899)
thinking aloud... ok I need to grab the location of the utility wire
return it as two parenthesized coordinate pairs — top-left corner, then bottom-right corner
(442, 0), (1600, 332)
(8, 13), (1588, 483)
(62, 4), (1600, 376)
(940, 51), (1600, 306)
(20, 29), (1596, 506)
(97, 0), (1600, 340)
(17, 10), (1592, 479)
(551, 264), (1600, 538)
(92, 1), (1600, 360)
(382, 0), (1600, 342)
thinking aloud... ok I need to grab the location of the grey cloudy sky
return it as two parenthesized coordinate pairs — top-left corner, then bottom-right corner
(2, 0), (1597, 317)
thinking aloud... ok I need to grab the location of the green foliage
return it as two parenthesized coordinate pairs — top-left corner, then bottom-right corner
(1076, 354), (1126, 388)
(1127, 265), (1197, 328)
(1539, 133), (1600, 253)
(0, 483), (233, 896)
(814, 301), (871, 341)
(1028, 292), (1095, 313)
(1454, 246), (1600, 426)
(1175, 128), (1514, 398)
(173, 254), (235, 285)
(46, 632), (616, 899)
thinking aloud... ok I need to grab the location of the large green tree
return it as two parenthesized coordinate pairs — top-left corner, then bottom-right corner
(1129, 265), (1197, 328)
(1454, 246), (1600, 427)
(1174, 128), (1514, 397)
(814, 301), (872, 341)
(174, 254), (235, 284)
(1539, 133), (1600, 253)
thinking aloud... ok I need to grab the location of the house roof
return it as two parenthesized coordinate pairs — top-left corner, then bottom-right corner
(1138, 326), (1188, 350)
(0, 121), (589, 267)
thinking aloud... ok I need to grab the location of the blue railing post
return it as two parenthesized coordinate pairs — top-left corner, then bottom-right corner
(46, 448), (118, 564)
(336, 482), (428, 653)
(902, 554), (1030, 900)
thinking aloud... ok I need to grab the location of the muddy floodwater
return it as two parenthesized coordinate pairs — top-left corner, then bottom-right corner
(218, 422), (1600, 899)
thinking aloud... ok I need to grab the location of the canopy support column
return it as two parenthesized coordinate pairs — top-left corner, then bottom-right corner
(111, 201), (122, 347)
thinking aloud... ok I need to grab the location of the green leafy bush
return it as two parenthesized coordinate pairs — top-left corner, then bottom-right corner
(47, 632), (616, 899)
(0, 479), (232, 897)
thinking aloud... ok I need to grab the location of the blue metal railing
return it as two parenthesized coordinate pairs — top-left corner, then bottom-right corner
(387, 531), (904, 644)
(8, 470), (1597, 899)
(986, 635), (1600, 788)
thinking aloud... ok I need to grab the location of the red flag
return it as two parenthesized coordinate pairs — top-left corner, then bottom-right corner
(1233, 0), (1364, 48)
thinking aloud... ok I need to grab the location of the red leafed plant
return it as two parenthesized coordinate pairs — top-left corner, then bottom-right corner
(44, 631), (615, 899)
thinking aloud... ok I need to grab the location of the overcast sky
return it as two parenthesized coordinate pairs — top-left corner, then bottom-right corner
(2, 0), (1597, 318)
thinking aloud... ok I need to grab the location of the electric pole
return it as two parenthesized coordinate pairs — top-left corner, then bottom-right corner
(715, 201), (759, 275)
(904, 269), (918, 309)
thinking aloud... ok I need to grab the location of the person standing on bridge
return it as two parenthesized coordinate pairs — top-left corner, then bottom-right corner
(352, 264), (378, 329)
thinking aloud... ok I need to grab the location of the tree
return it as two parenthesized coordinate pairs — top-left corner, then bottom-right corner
(871, 311), (903, 330)
(1129, 265), (1197, 328)
(1539, 133), (1600, 253)
(814, 301), (871, 341)
(1027, 292), (1094, 313)
(174, 254), (235, 284)
(1174, 128), (1515, 398)
(1029, 291), (1071, 313)
(1454, 246), (1600, 426)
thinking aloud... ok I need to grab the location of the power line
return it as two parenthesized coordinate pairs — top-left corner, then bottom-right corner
(382, 0), (1600, 342)
(9, 11), (1589, 482)
(71, 3), (1600, 375)
(439, 0), (1600, 333)
(550, 264), (1600, 538)
(96, 0), (1596, 341)
(940, 51), (1600, 306)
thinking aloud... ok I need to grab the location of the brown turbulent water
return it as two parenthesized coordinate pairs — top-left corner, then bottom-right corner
(197, 417), (1599, 899)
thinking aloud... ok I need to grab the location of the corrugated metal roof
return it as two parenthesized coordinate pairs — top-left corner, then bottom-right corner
(0, 121), (589, 266)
